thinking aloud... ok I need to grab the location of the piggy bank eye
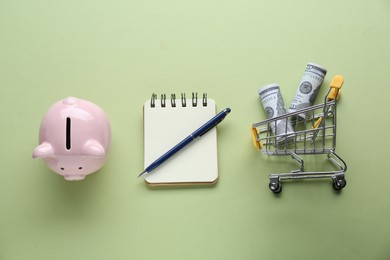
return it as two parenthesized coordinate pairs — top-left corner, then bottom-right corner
(78, 167), (83, 170)
(60, 167), (64, 170)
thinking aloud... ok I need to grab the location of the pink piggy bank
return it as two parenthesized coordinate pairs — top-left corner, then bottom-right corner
(33, 97), (111, 181)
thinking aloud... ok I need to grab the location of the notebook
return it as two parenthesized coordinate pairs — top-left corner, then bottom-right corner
(143, 93), (218, 185)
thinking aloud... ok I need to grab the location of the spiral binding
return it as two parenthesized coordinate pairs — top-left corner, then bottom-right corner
(171, 94), (176, 107)
(150, 92), (207, 108)
(181, 93), (186, 107)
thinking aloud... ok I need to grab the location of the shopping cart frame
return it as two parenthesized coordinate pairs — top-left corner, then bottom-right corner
(251, 76), (347, 193)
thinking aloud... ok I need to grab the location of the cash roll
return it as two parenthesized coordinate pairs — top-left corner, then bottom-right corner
(289, 62), (327, 117)
(258, 83), (294, 143)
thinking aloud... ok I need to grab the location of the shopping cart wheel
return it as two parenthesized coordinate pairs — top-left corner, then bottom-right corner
(269, 181), (282, 193)
(332, 176), (347, 190)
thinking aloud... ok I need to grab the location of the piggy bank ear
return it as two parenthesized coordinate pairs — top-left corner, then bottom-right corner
(82, 140), (106, 157)
(33, 142), (55, 158)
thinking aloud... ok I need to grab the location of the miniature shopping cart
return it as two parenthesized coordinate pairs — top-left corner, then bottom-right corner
(251, 75), (347, 193)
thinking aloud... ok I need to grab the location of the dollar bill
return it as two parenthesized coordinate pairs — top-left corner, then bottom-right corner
(289, 63), (327, 117)
(258, 83), (294, 143)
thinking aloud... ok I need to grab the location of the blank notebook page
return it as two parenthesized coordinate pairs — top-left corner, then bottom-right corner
(143, 97), (218, 185)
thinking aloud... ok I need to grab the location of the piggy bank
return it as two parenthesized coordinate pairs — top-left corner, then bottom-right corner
(33, 97), (111, 181)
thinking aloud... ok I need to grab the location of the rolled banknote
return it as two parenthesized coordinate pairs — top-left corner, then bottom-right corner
(258, 83), (294, 143)
(289, 63), (327, 117)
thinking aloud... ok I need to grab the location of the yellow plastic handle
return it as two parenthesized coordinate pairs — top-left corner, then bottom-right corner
(251, 126), (262, 150)
(330, 75), (344, 89)
(328, 75), (344, 101)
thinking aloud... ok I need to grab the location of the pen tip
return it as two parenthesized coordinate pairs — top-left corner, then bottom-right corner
(138, 170), (147, 178)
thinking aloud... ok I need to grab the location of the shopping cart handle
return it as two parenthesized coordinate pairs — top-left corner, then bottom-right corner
(330, 75), (344, 89)
(328, 75), (344, 101)
(251, 126), (262, 150)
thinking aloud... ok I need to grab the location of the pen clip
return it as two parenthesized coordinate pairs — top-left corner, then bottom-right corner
(199, 108), (230, 137)
(199, 119), (222, 137)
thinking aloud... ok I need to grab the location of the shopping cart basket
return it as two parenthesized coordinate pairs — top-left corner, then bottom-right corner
(251, 75), (347, 193)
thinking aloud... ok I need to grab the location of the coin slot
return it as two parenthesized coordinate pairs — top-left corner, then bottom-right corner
(66, 117), (71, 150)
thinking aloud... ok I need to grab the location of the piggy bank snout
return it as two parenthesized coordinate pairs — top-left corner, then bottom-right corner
(64, 175), (85, 181)
(58, 161), (95, 181)
(58, 164), (86, 181)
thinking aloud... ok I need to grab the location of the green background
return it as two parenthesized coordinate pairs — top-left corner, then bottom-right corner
(1, 0), (389, 259)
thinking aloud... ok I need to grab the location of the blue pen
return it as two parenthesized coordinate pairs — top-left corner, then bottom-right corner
(138, 108), (231, 178)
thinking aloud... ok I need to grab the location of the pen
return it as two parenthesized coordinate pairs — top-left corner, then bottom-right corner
(138, 107), (231, 178)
